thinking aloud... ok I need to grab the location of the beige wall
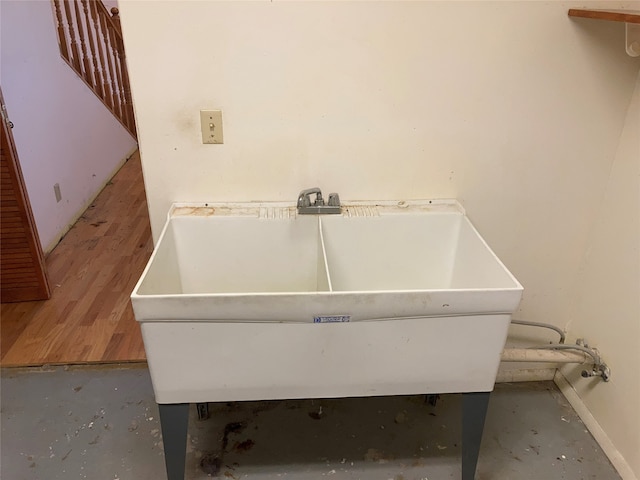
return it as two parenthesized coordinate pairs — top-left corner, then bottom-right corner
(562, 72), (640, 478)
(119, 1), (639, 476)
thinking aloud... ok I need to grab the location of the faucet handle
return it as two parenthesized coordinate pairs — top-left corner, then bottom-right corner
(327, 193), (340, 207)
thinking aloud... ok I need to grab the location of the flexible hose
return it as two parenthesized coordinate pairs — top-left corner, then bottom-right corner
(511, 319), (566, 344)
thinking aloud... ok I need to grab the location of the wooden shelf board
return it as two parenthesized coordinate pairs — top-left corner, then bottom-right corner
(568, 9), (640, 24)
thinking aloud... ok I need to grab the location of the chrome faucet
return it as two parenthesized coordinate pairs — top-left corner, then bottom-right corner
(297, 187), (341, 214)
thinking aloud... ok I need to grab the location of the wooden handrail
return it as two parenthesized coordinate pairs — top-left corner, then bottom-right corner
(50, 0), (137, 139)
(94, 1), (123, 38)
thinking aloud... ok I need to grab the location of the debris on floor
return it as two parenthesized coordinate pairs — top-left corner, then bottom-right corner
(1, 366), (622, 480)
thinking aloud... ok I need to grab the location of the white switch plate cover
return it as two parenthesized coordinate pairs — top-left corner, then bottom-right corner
(200, 110), (223, 144)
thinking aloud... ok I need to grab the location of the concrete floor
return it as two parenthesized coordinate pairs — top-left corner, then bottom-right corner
(1, 365), (620, 480)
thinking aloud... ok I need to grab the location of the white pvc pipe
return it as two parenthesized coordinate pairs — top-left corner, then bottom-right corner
(501, 348), (591, 364)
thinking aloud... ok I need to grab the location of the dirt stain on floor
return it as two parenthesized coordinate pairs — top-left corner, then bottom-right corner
(200, 421), (250, 476)
(221, 422), (247, 451)
(233, 439), (255, 453)
(200, 453), (222, 476)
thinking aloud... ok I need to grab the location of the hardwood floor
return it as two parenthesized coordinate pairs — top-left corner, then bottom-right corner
(1, 151), (152, 366)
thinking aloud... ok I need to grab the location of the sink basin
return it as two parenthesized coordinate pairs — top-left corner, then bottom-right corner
(132, 200), (523, 404)
(136, 213), (329, 295)
(321, 212), (517, 292)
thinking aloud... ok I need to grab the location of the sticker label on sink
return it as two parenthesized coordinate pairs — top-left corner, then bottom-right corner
(313, 315), (351, 323)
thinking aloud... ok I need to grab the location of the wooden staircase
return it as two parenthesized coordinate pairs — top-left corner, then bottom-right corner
(51, 0), (136, 139)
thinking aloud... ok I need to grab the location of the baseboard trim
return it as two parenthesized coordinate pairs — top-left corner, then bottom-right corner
(554, 371), (638, 480)
(43, 146), (138, 255)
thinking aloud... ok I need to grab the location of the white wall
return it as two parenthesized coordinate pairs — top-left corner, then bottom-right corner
(118, 0), (639, 476)
(0, 0), (137, 252)
(561, 72), (640, 478)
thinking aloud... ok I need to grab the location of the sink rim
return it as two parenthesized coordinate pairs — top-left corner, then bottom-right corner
(131, 199), (523, 319)
(133, 285), (523, 299)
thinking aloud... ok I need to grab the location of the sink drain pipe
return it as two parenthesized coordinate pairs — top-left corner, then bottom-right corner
(503, 319), (610, 381)
(501, 345), (610, 381)
(501, 348), (590, 363)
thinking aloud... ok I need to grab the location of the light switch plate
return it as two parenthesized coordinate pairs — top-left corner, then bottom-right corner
(200, 110), (223, 144)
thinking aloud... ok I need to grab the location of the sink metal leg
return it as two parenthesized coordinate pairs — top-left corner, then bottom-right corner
(196, 402), (210, 421)
(158, 403), (189, 480)
(462, 392), (491, 480)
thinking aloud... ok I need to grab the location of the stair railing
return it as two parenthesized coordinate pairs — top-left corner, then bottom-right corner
(51, 0), (137, 139)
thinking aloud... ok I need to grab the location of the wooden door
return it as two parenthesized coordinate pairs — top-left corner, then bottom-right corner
(1, 88), (51, 302)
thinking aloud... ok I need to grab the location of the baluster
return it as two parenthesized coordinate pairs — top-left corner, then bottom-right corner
(110, 6), (122, 36)
(52, 0), (70, 62)
(110, 8), (135, 135)
(72, 0), (92, 86)
(120, 56), (136, 137)
(98, 10), (121, 118)
(62, 0), (82, 72)
(89, 0), (112, 108)
(81, 0), (103, 98)
(107, 24), (125, 124)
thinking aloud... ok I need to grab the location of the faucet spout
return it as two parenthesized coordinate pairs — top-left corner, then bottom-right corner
(297, 187), (341, 214)
(297, 187), (323, 208)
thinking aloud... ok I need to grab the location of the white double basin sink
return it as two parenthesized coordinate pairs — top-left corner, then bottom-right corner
(131, 200), (523, 404)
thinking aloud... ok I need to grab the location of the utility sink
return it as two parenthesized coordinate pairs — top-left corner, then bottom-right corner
(131, 200), (523, 404)
(131, 199), (523, 480)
